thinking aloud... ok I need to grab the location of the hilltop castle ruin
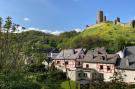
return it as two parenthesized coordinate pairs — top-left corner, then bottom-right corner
(96, 10), (135, 28)
(96, 11), (107, 24)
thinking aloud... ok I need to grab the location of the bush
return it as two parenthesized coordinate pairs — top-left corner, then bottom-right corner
(47, 71), (67, 82)
(36, 71), (67, 83)
(0, 73), (41, 89)
(36, 74), (47, 82)
(9, 82), (41, 89)
(89, 81), (132, 89)
(27, 64), (47, 73)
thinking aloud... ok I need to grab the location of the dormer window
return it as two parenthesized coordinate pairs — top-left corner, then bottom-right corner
(93, 55), (96, 59)
(98, 51), (102, 54)
(102, 56), (105, 60)
(79, 55), (81, 59)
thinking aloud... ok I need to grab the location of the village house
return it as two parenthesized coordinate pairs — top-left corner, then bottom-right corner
(42, 48), (59, 68)
(82, 47), (119, 82)
(76, 68), (103, 86)
(116, 46), (135, 84)
(54, 48), (86, 72)
(52, 47), (135, 84)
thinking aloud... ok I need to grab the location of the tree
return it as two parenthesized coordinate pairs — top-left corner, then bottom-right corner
(0, 17), (25, 72)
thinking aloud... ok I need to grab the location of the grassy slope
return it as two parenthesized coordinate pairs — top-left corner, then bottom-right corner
(61, 80), (80, 89)
(82, 23), (135, 41)
(64, 22), (135, 52)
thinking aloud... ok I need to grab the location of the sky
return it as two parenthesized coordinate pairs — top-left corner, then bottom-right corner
(0, 0), (135, 34)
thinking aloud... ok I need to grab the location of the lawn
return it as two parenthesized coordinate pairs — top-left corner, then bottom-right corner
(61, 80), (80, 89)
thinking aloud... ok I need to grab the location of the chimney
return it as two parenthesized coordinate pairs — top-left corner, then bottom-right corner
(126, 58), (129, 66)
(73, 49), (76, 54)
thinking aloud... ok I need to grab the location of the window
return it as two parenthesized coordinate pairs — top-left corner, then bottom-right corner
(78, 73), (81, 77)
(57, 61), (60, 64)
(86, 64), (89, 68)
(78, 62), (80, 65)
(83, 73), (87, 77)
(102, 56), (105, 60)
(100, 65), (103, 70)
(79, 55), (81, 59)
(107, 66), (111, 71)
(124, 74), (127, 77)
(65, 61), (68, 65)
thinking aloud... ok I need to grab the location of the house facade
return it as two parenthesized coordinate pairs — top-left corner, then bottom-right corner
(54, 48), (86, 72)
(82, 47), (119, 82)
(42, 48), (59, 68)
(52, 46), (135, 84)
(66, 68), (103, 84)
(116, 46), (135, 84)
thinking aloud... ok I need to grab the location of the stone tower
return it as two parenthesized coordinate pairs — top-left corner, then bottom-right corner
(114, 17), (120, 24)
(132, 20), (135, 28)
(96, 11), (104, 24)
(103, 16), (107, 22)
(116, 17), (120, 23)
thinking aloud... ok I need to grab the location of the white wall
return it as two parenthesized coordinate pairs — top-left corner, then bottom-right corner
(83, 62), (115, 82)
(83, 63), (97, 69)
(116, 51), (124, 58)
(67, 70), (76, 81)
(117, 69), (135, 84)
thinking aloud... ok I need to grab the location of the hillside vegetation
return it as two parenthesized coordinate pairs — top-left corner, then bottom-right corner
(60, 22), (135, 53)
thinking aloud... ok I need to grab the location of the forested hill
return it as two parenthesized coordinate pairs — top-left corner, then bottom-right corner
(15, 30), (79, 55)
(19, 30), (79, 49)
(13, 22), (135, 54)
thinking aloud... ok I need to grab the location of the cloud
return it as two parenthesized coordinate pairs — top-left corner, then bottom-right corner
(27, 27), (63, 35)
(73, 28), (83, 32)
(51, 31), (62, 35)
(28, 28), (50, 33)
(13, 26), (83, 35)
(13, 26), (26, 33)
(23, 17), (30, 21)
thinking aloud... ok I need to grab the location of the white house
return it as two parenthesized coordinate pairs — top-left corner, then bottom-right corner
(116, 46), (135, 84)
(82, 47), (119, 82)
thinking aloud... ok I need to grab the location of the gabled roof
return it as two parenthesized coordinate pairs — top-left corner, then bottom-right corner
(55, 48), (84, 60)
(82, 47), (119, 64)
(117, 46), (135, 70)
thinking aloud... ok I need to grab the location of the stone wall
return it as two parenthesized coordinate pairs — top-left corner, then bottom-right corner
(132, 20), (135, 28)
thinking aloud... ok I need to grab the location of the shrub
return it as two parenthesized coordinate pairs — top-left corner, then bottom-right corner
(27, 64), (47, 73)
(9, 82), (41, 89)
